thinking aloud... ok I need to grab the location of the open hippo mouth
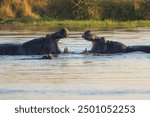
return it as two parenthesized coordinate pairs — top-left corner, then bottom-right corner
(38, 28), (70, 55)
(82, 30), (107, 53)
(41, 28), (69, 59)
(48, 28), (70, 54)
(82, 30), (150, 54)
(82, 30), (96, 42)
(50, 28), (70, 41)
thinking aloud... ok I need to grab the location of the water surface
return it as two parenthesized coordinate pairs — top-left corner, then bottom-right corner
(0, 27), (150, 99)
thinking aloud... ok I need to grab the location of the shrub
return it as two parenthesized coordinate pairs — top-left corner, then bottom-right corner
(0, 0), (149, 21)
(137, 0), (150, 20)
(99, 0), (137, 21)
(0, 0), (15, 18)
(46, 0), (74, 19)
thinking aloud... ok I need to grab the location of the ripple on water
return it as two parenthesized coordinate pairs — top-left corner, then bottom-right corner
(0, 28), (150, 99)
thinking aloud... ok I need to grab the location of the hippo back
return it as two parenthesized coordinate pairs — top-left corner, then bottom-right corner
(0, 44), (24, 55)
(127, 45), (150, 53)
(106, 41), (128, 54)
(23, 36), (61, 55)
(23, 37), (44, 55)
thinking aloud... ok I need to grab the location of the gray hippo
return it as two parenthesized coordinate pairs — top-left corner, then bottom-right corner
(82, 30), (150, 54)
(0, 28), (69, 55)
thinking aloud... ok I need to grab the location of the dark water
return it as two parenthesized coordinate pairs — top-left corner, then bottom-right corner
(0, 27), (150, 99)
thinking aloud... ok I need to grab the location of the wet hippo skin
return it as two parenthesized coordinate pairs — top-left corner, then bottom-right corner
(82, 30), (150, 54)
(0, 28), (69, 55)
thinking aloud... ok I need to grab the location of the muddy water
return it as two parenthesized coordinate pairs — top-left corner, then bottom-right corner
(0, 27), (150, 99)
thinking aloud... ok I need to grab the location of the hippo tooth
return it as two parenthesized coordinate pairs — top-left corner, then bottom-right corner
(63, 47), (68, 53)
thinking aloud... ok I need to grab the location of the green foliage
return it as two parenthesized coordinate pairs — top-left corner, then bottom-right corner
(72, 0), (100, 20)
(0, 0), (150, 21)
(99, 0), (137, 21)
(46, 0), (74, 19)
(137, 0), (150, 20)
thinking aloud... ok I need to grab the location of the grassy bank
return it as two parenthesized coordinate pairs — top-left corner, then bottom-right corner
(33, 20), (150, 28)
(0, 19), (150, 29)
(0, 0), (149, 30)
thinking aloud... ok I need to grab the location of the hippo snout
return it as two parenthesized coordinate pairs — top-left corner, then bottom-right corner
(59, 28), (70, 38)
(50, 28), (70, 41)
(62, 28), (70, 38)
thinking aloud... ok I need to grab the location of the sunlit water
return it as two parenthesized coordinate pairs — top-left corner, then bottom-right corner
(0, 27), (150, 99)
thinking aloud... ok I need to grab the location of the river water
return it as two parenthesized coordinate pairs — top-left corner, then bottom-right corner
(0, 27), (150, 99)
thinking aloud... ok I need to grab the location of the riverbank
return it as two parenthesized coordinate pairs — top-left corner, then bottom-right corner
(0, 19), (150, 30)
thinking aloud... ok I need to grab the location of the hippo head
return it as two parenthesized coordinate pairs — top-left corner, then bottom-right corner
(50, 28), (70, 41)
(82, 30), (96, 41)
(82, 30), (107, 53)
(42, 28), (70, 54)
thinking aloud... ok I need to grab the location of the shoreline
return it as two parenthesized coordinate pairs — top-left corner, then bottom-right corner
(0, 19), (150, 31)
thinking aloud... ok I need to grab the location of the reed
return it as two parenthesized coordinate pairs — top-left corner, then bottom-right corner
(31, 20), (150, 28)
(1, 19), (149, 29)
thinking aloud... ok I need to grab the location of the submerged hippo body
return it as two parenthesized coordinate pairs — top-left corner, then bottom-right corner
(82, 30), (150, 54)
(0, 44), (23, 55)
(0, 28), (69, 55)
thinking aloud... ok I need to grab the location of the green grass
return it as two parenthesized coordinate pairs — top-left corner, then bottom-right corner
(28, 20), (150, 28)
(0, 18), (150, 29)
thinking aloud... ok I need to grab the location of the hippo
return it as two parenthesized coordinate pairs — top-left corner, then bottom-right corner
(0, 28), (69, 55)
(82, 30), (150, 54)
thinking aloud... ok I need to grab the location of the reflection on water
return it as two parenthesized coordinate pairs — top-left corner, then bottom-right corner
(0, 27), (150, 99)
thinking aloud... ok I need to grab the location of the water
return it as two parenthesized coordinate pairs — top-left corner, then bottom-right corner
(0, 27), (150, 99)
